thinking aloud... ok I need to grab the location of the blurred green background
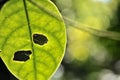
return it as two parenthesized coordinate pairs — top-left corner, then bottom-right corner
(51, 0), (120, 80)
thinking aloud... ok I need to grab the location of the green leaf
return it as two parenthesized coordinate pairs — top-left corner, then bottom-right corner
(0, 0), (66, 80)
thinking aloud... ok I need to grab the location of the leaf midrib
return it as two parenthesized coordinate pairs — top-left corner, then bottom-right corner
(23, 0), (37, 80)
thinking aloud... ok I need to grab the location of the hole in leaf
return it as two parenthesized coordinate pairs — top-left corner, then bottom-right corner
(13, 50), (32, 62)
(33, 34), (48, 45)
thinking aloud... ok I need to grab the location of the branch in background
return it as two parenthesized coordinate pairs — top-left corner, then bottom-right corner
(64, 17), (120, 40)
(29, 0), (120, 41)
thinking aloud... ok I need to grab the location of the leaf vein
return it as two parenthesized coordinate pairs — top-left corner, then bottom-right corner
(23, 0), (37, 80)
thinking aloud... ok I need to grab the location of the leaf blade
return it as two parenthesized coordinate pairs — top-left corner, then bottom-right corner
(0, 0), (66, 80)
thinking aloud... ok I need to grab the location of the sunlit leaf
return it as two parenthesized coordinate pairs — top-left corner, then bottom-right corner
(0, 0), (66, 80)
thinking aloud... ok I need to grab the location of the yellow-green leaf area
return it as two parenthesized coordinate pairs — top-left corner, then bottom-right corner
(0, 0), (66, 80)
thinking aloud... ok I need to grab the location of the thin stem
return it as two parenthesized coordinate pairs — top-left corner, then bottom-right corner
(29, 0), (120, 41)
(64, 17), (120, 40)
